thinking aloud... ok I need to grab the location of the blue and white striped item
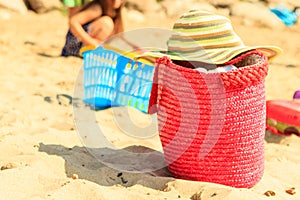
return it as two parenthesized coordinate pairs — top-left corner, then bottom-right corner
(82, 46), (154, 113)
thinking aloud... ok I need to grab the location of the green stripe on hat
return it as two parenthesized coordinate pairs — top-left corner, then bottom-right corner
(167, 43), (242, 54)
(174, 19), (229, 29)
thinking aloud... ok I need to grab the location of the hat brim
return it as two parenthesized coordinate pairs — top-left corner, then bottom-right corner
(144, 45), (281, 65)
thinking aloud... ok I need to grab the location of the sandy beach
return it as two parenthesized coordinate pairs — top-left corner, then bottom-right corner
(0, 5), (300, 200)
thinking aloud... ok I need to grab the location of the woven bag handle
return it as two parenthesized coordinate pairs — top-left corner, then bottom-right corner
(221, 50), (269, 90)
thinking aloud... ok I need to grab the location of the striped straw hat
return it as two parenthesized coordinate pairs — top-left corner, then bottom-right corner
(149, 10), (281, 64)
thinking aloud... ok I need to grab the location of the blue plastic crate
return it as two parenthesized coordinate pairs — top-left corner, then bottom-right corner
(82, 46), (154, 113)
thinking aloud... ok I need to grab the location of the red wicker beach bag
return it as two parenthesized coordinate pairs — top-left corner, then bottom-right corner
(148, 50), (269, 188)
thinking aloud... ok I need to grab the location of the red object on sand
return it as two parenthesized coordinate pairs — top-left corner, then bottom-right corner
(267, 100), (300, 126)
(266, 100), (300, 136)
(148, 50), (268, 188)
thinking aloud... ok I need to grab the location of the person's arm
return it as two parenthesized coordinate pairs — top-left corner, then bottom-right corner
(69, 4), (102, 46)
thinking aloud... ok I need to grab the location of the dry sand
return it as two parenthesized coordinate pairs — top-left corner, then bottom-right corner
(0, 7), (300, 200)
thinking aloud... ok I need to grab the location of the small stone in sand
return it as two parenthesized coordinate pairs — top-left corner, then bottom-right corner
(286, 187), (296, 195)
(264, 190), (276, 197)
(1, 163), (17, 170)
(72, 174), (79, 180)
(117, 172), (123, 177)
(191, 192), (202, 200)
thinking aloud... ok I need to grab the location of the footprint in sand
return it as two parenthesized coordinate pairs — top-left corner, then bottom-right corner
(0, 107), (17, 126)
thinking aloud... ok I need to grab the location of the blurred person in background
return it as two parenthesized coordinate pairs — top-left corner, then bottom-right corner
(61, 0), (124, 57)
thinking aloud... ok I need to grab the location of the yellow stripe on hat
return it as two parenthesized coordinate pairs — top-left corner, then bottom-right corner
(169, 34), (241, 48)
(171, 29), (233, 40)
(176, 10), (227, 23)
(173, 22), (230, 34)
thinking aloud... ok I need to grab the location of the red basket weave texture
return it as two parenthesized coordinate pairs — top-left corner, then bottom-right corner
(148, 50), (268, 188)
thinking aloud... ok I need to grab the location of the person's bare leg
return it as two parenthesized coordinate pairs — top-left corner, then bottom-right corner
(89, 16), (114, 44)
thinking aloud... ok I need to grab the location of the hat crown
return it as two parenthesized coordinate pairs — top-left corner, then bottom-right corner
(149, 9), (281, 64)
(167, 10), (245, 59)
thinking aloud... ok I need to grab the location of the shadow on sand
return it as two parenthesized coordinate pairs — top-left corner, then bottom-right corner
(264, 130), (289, 144)
(38, 143), (174, 190)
